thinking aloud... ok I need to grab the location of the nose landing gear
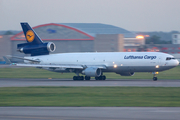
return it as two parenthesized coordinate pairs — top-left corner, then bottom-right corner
(153, 76), (157, 81)
(152, 72), (158, 81)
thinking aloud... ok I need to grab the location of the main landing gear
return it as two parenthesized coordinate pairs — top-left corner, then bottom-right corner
(73, 76), (84, 80)
(85, 76), (91, 80)
(152, 72), (158, 81)
(73, 76), (91, 80)
(95, 75), (106, 80)
(73, 72), (86, 80)
(73, 75), (106, 80)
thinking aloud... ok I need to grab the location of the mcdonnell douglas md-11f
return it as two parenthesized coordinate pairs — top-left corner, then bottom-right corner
(8, 23), (179, 81)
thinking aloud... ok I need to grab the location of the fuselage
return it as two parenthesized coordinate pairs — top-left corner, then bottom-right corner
(25, 52), (179, 73)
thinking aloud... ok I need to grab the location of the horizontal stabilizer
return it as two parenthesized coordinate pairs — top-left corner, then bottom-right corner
(3, 56), (11, 64)
(6, 55), (40, 63)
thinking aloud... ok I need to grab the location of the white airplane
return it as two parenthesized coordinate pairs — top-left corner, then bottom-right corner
(10, 23), (179, 81)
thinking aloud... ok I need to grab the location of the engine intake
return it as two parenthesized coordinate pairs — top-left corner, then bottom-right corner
(47, 42), (56, 52)
(82, 67), (101, 77)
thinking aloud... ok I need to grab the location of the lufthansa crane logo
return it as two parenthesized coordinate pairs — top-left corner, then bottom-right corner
(26, 30), (35, 42)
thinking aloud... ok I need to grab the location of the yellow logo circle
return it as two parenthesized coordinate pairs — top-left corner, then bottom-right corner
(26, 30), (35, 42)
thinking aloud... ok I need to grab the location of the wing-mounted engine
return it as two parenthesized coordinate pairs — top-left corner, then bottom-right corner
(117, 72), (135, 76)
(17, 42), (56, 56)
(82, 67), (101, 77)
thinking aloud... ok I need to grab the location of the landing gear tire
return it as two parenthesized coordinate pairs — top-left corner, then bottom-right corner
(102, 75), (106, 80)
(153, 77), (157, 81)
(152, 72), (158, 81)
(73, 76), (77, 80)
(80, 76), (84, 80)
(73, 76), (84, 81)
(95, 76), (99, 80)
(95, 75), (106, 80)
(85, 76), (91, 80)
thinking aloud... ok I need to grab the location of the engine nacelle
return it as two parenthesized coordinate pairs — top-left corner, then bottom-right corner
(117, 72), (135, 76)
(82, 67), (101, 77)
(47, 42), (56, 52)
(17, 42), (56, 56)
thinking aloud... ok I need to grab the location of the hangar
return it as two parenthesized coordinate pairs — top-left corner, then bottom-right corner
(10, 23), (143, 57)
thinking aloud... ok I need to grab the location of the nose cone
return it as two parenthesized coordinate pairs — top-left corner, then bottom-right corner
(173, 59), (179, 66)
(176, 60), (180, 66)
(167, 59), (179, 67)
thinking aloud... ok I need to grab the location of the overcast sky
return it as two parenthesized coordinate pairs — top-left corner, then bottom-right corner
(0, 0), (180, 32)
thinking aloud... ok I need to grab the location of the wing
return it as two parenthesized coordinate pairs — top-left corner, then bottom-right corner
(13, 63), (107, 70)
(7, 55), (107, 71)
(15, 63), (84, 69)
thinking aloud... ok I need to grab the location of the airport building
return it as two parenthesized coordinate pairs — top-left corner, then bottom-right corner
(172, 33), (180, 44)
(10, 23), (144, 57)
(0, 35), (12, 61)
(1, 23), (180, 63)
(0, 23), (147, 62)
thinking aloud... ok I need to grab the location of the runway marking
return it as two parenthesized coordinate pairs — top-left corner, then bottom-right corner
(0, 115), (122, 120)
(0, 115), (61, 120)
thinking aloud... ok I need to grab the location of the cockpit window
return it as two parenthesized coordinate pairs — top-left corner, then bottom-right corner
(166, 57), (176, 60)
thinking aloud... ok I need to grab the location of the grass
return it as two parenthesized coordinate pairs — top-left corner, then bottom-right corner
(0, 66), (180, 79)
(0, 87), (180, 107)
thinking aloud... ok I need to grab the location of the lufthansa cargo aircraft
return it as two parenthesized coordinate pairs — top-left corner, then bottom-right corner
(11, 23), (179, 81)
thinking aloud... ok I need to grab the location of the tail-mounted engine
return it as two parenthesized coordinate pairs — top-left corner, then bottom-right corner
(17, 42), (56, 56)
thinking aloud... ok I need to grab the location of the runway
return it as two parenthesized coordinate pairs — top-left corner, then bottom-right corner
(0, 78), (180, 87)
(1, 79), (180, 120)
(1, 107), (180, 120)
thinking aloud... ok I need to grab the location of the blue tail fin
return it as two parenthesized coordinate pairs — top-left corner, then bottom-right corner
(21, 23), (43, 45)
(17, 23), (56, 56)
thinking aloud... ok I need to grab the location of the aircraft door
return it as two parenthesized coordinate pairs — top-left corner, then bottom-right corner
(158, 56), (163, 66)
